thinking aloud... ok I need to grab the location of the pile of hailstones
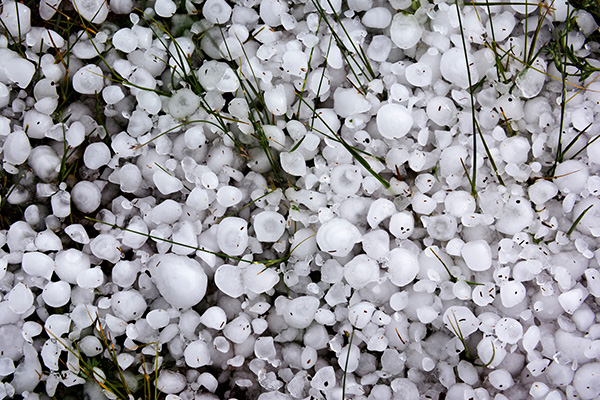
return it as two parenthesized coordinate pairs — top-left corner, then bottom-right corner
(1, 0), (600, 399)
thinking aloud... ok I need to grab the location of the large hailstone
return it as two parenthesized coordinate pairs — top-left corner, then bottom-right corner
(390, 13), (422, 49)
(148, 254), (208, 309)
(316, 218), (362, 257)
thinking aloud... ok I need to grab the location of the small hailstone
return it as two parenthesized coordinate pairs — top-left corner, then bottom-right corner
(156, 371), (186, 395)
(367, 199), (396, 229)
(528, 180), (558, 206)
(500, 280), (526, 308)
(573, 363), (600, 399)
(200, 307), (227, 330)
(223, 315), (252, 344)
(376, 103), (413, 139)
(203, 0), (232, 24)
(499, 136), (531, 164)
(488, 369), (513, 390)
(443, 306), (479, 338)
(73, 64), (104, 94)
(330, 164), (362, 196)
(316, 218), (361, 257)
(113, 28), (138, 53)
(282, 50), (308, 77)
(42, 281), (71, 307)
(71, 181), (101, 214)
(426, 96), (458, 126)
(168, 88), (200, 119)
(3, 130), (31, 166)
(153, 169), (183, 195)
(558, 286), (588, 314)
(362, 230), (390, 259)
(111, 290), (146, 321)
(76, 267), (104, 289)
(555, 160), (589, 194)
(243, 263), (279, 294)
(461, 240), (492, 271)
(496, 197), (534, 236)
(390, 13), (422, 49)
(55, 249), (91, 284)
(389, 211), (414, 239)
(388, 248), (419, 287)
(333, 88), (371, 118)
(90, 234), (121, 263)
(344, 255), (379, 289)
(423, 215), (457, 241)
(184, 341), (211, 368)
(338, 344), (360, 373)
(154, 0), (177, 17)
(362, 7), (392, 28)
(216, 186), (243, 208)
(284, 296), (320, 329)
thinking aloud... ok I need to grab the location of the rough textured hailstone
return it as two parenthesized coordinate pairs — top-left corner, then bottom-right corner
(184, 341), (211, 367)
(377, 103), (413, 139)
(168, 88), (200, 119)
(388, 248), (419, 287)
(461, 240), (492, 271)
(148, 254), (208, 309)
(253, 211), (285, 243)
(73, 65), (104, 94)
(390, 13), (422, 49)
(316, 218), (361, 257)
(217, 217), (248, 256)
(284, 296), (320, 329)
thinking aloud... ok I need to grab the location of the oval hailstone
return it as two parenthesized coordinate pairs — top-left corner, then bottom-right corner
(184, 340), (211, 368)
(496, 196), (534, 235)
(3, 130), (31, 166)
(376, 103), (413, 139)
(42, 281), (71, 308)
(72, 0), (109, 23)
(200, 306), (227, 330)
(214, 264), (245, 298)
(243, 263), (279, 294)
(0, 1), (31, 37)
(461, 240), (492, 271)
(7, 283), (34, 314)
(71, 181), (101, 214)
(500, 280), (526, 308)
(73, 64), (104, 94)
(344, 254), (379, 289)
(316, 218), (361, 257)
(148, 254), (208, 309)
(217, 217), (248, 256)
(388, 248), (419, 287)
(426, 96), (458, 126)
(284, 296), (320, 329)
(55, 249), (91, 284)
(253, 211), (286, 243)
(495, 317), (523, 344)
(443, 306), (479, 338)
(390, 13), (422, 49)
(573, 363), (600, 400)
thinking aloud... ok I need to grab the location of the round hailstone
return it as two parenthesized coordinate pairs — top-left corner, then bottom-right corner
(216, 186), (243, 208)
(499, 136), (531, 164)
(22, 252), (54, 280)
(76, 267), (104, 289)
(184, 341), (211, 368)
(389, 212), (414, 239)
(348, 302), (376, 329)
(71, 181), (101, 214)
(253, 211), (286, 243)
(423, 215), (457, 241)
(280, 152), (307, 176)
(573, 363), (600, 400)
(203, 0), (232, 24)
(388, 248), (419, 287)
(7, 283), (34, 314)
(367, 35), (392, 62)
(154, 0), (177, 17)
(243, 263), (280, 294)
(28, 146), (60, 182)
(390, 13), (422, 49)
(0, 1), (31, 37)
(73, 65), (104, 94)
(362, 7), (392, 28)
(405, 62), (433, 87)
(333, 88), (371, 118)
(148, 254), (208, 309)
(72, 0), (109, 23)
(443, 306), (479, 338)
(440, 47), (479, 89)
(90, 234), (121, 263)
(42, 281), (71, 308)
(217, 217), (248, 256)
(495, 317), (523, 344)
(146, 309), (170, 330)
(156, 371), (186, 395)
(500, 280), (526, 308)
(461, 240), (492, 271)
(168, 88), (200, 119)
(214, 264), (244, 298)
(344, 254), (380, 289)
(264, 84), (288, 116)
(496, 196), (534, 235)
(3, 130), (31, 166)
(572, 197), (600, 236)
(426, 96), (458, 126)
(223, 315), (252, 344)
(284, 296), (320, 329)
(111, 290), (146, 321)
(83, 142), (111, 170)
(444, 191), (476, 218)
(316, 218), (362, 257)
(330, 164), (362, 196)
(55, 249), (91, 284)
(376, 103), (413, 139)
(367, 199), (396, 229)
(554, 160), (589, 194)
(113, 28), (138, 53)
(489, 369), (514, 390)
(200, 306), (227, 330)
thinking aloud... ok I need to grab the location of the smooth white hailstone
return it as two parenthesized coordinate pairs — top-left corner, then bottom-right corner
(113, 28), (138, 53)
(102, 85), (124, 105)
(443, 306), (479, 338)
(243, 263), (279, 294)
(390, 13), (422, 49)
(79, 336), (103, 357)
(152, 199), (183, 225)
(316, 218), (361, 257)
(516, 57), (547, 98)
(72, 0), (108, 23)
(214, 264), (244, 298)
(330, 164), (362, 196)
(405, 62), (433, 87)
(84, 142), (111, 170)
(461, 240), (492, 271)
(217, 217), (248, 256)
(489, 369), (513, 390)
(200, 306), (227, 330)
(344, 254), (379, 289)
(42, 281), (71, 308)
(223, 315), (251, 344)
(90, 234), (121, 263)
(423, 215), (457, 241)
(154, 0), (177, 17)
(362, 229), (390, 259)
(24, 110), (53, 139)
(572, 197), (600, 236)
(3, 130), (30, 166)
(146, 310), (170, 330)
(156, 371), (186, 394)
(264, 84), (288, 116)
(253, 211), (285, 243)
(362, 7), (392, 28)
(280, 152), (307, 176)
(554, 160), (589, 194)
(7, 283), (34, 314)
(496, 197), (534, 235)
(22, 252), (54, 280)
(203, 0), (232, 24)
(367, 35), (392, 62)
(388, 248), (419, 287)
(558, 287), (587, 314)
(333, 88), (371, 118)
(377, 103), (413, 139)
(148, 254), (208, 309)
(184, 341), (211, 368)
(530, 382), (549, 398)
(426, 96), (457, 126)
(112, 290), (146, 321)
(573, 363), (600, 400)
(417, 306), (439, 323)
(500, 136), (530, 164)
(311, 366), (335, 391)
(153, 169), (183, 195)
(5, 57), (35, 89)
(55, 249), (91, 284)
(76, 267), (104, 289)
(282, 50), (308, 77)
(500, 280), (526, 308)
(168, 88), (200, 119)
(528, 180), (558, 206)
(216, 186), (243, 208)
(0, 1), (31, 37)
(284, 296), (320, 329)
(495, 318), (523, 344)
(338, 344), (360, 373)
(440, 47), (479, 89)
(444, 191), (475, 217)
(28, 145), (60, 182)
(73, 64), (104, 94)
(389, 211), (414, 239)
(118, 163), (142, 193)
(71, 181), (101, 214)
(367, 199), (396, 229)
